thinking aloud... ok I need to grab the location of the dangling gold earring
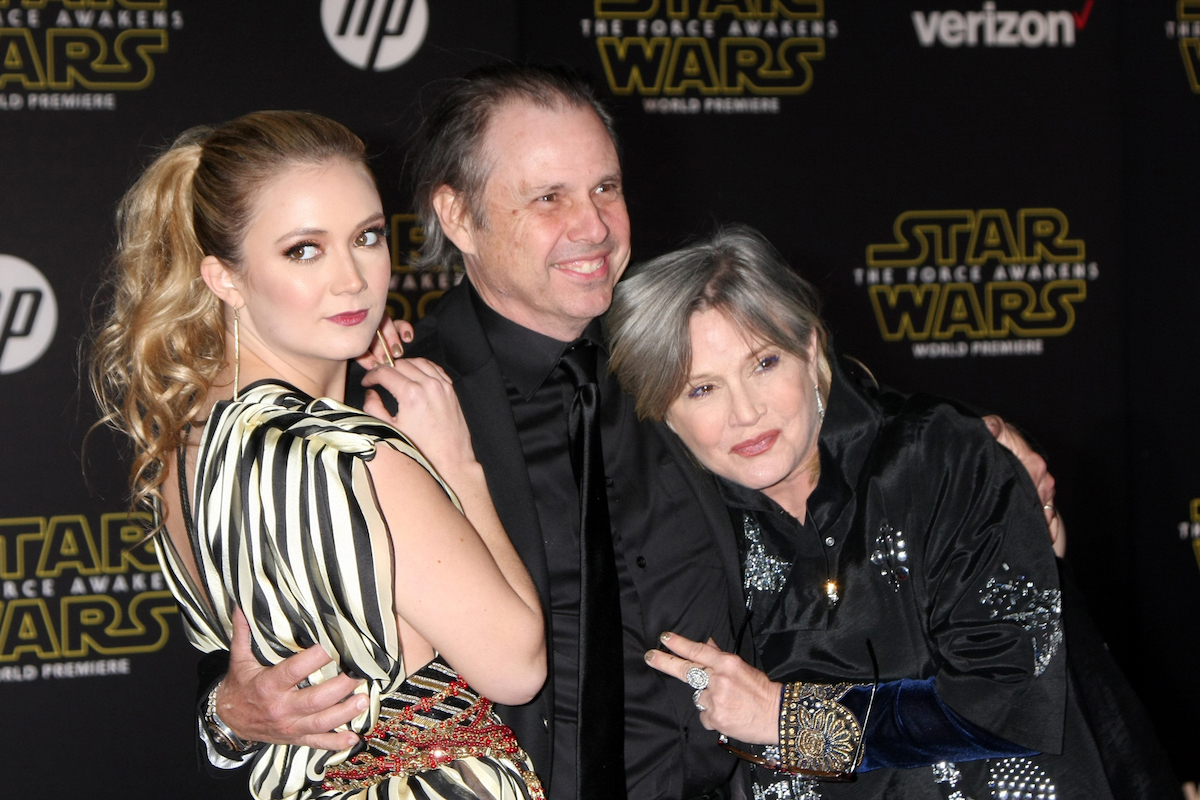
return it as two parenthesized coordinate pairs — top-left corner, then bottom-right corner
(815, 383), (825, 424)
(232, 307), (241, 401)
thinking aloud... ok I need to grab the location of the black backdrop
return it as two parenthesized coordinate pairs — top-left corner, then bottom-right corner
(0, 2), (1195, 795)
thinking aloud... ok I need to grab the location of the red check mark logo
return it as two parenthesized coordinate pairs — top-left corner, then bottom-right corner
(1073, 0), (1095, 30)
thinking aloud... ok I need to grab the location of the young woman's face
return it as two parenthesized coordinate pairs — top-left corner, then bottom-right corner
(665, 308), (822, 508)
(232, 159), (390, 375)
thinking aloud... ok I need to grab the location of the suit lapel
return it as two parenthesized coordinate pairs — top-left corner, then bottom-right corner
(426, 285), (552, 606)
(658, 424), (746, 644)
(413, 284), (556, 778)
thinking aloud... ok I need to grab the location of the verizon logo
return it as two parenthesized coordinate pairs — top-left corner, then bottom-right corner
(913, 1), (1093, 48)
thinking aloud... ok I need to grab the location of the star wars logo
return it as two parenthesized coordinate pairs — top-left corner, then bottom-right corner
(580, 0), (837, 115)
(1166, 0), (1200, 93)
(0, 0), (183, 112)
(1178, 498), (1200, 573)
(385, 214), (462, 322)
(856, 208), (1097, 358)
(0, 513), (176, 681)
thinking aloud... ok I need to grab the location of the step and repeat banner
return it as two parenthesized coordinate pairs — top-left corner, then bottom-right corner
(0, 2), (516, 797)
(0, 1), (1195, 793)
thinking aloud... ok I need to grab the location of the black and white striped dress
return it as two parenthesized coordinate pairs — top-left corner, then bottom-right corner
(155, 380), (540, 800)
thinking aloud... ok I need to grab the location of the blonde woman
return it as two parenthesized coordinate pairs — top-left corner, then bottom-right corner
(91, 111), (544, 800)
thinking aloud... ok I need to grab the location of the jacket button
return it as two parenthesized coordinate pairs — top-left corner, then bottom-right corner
(541, 717), (548, 730)
(605, 476), (614, 487)
(636, 556), (647, 568)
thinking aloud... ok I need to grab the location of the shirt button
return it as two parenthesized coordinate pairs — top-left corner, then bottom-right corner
(636, 556), (647, 568)
(605, 476), (614, 487)
(825, 537), (835, 547)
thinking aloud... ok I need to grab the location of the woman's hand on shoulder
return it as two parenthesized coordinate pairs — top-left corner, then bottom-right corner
(645, 631), (781, 745)
(362, 357), (476, 476)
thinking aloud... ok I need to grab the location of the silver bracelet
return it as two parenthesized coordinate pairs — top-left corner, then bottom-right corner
(205, 681), (259, 755)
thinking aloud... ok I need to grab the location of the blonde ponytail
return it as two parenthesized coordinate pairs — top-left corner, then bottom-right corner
(90, 127), (225, 514)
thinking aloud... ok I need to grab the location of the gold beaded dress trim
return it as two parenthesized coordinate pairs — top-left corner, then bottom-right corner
(322, 657), (544, 799)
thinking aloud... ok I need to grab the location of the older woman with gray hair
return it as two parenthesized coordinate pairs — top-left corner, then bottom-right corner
(607, 225), (1170, 799)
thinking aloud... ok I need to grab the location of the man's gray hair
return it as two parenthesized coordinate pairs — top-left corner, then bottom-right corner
(608, 224), (831, 422)
(410, 63), (618, 271)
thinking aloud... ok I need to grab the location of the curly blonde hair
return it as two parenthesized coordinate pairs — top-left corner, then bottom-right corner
(90, 110), (368, 516)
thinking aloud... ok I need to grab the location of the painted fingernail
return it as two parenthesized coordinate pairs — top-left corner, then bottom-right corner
(402, 330), (413, 342)
(391, 344), (404, 358)
(644, 651), (655, 663)
(660, 631), (671, 643)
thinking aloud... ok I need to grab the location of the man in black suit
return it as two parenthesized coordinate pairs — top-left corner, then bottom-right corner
(378, 63), (747, 799)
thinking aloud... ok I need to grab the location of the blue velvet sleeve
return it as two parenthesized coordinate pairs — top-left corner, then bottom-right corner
(839, 677), (1037, 771)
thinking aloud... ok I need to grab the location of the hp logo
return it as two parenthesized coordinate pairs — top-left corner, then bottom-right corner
(321, 0), (429, 72)
(0, 255), (57, 375)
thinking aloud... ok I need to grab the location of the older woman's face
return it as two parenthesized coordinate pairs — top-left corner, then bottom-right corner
(665, 308), (822, 510)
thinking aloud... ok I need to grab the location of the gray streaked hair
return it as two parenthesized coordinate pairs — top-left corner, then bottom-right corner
(607, 224), (830, 422)
(410, 63), (618, 271)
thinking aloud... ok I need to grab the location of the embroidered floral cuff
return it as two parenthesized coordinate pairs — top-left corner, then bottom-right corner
(777, 681), (867, 776)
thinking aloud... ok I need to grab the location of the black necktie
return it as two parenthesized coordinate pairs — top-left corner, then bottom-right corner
(559, 340), (627, 800)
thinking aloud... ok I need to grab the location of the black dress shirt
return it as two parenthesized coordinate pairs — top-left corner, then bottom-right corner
(472, 289), (738, 800)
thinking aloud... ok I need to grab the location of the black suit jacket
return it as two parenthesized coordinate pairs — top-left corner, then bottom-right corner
(386, 280), (745, 787)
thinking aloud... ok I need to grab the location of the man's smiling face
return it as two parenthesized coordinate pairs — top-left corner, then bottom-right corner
(454, 99), (631, 342)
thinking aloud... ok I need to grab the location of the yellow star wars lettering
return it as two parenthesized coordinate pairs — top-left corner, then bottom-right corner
(859, 208), (1097, 348)
(0, 513), (176, 662)
(585, 0), (834, 103)
(0, 0), (181, 92)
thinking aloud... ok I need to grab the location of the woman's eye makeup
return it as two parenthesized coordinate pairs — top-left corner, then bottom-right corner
(285, 241), (320, 261)
(356, 225), (388, 247)
(756, 354), (780, 371)
(284, 225), (387, 259)
(687, 384), (714, 399)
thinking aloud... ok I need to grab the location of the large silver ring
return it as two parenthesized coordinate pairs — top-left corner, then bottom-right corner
(693, 688), (706, 711)
(685, 666), (710, 690)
